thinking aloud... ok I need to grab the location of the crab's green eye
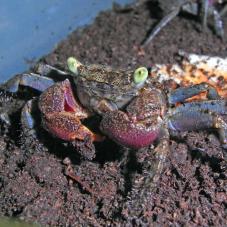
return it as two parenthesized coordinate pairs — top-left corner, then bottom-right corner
(133, 67), (148, 84)
(67, 57), (82, 75)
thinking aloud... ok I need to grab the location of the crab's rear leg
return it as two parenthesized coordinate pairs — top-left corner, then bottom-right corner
(21, 99), (37, 130)
(168, 81), (227, 147)
(142, 128), (170, 188)
(168, 99), (227, 148)
(200, 0), (223, 37)
(0, 74), (56, 125)
(220, 4), (227, 17)
(0, 73), (55, 93)
(142, 4), (182, 47)
(168, 82), (220, 104)
(125, 129), (170, 219)
(0, 61), (70, 94)
(201, 0), (209, 32)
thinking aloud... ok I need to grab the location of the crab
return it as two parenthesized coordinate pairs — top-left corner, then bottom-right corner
(0, 51), (227, 184)
(142, 0), (227, 46)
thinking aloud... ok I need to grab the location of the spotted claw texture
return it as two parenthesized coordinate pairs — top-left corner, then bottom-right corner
(100, 111), (161, 149)
(100, 88), (166, 149)
(38, 79), (97, 142)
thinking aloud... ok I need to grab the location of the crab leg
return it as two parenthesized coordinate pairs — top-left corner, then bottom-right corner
(143, 128), (170, 187)
(210, 4), (224, 38)
(0, 74), (56, 125)
(167, 80), (227, 147)
(168, 82), (219, 104)
(21, 99), (38, 129)
(201, 0), (209, 31)
(0, 73), (55, 93)
(220, 4), (227, 16)
(126, 129), (170, 217)
(142, 0), (198, 47)
(168, 99), (227, 147)
(142, 3), (182, 47)
(173, 99), (227, 114)
(142, 0), (225, 46)
(35, 63), (68, 76)
(0, 61), (70, 93)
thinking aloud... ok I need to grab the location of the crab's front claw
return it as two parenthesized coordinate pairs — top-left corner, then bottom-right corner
(100, 111), (161, 149)
(100, 88), (166, 149)
(38, 79), (100, 143)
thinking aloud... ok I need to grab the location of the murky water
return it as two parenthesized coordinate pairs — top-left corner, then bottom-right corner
(0, 0), (133, 82)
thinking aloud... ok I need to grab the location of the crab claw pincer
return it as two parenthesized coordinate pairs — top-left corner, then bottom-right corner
(100, 88), (166, 149)
(39, 79), (99, 143)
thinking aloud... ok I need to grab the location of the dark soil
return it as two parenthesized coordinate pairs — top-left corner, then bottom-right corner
(0, 1), (226, 226)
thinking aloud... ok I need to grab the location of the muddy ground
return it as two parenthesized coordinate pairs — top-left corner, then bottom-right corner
(0, 0), (226, 226)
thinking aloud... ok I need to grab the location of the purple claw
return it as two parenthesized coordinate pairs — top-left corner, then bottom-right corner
(100, 88), (166, 149)
(100, 110), (161, 149)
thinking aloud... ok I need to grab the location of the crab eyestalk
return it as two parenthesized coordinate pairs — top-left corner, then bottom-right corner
(133, 67), (148, 86)
(67, 57), (82, 75)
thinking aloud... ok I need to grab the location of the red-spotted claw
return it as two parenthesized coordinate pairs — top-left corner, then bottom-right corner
(100, 87), (166, 149)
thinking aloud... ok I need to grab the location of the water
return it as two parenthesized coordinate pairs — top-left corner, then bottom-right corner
(0, 0), (133, 82)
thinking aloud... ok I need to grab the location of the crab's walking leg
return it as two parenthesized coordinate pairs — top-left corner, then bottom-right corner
(35, 63), (68, 76)
(0, 91), (14, 125)
(0, 74), (56, 125)
(143, 128), (170, 188)
(142, 0), (211, 46)
(0, 73), (55, 93)
(20, 98), (44, 146)
(210, 4), (225, 38)
(142, 0), (225, 46)
(142, 4), (182, 47)
(168, 100), (227, 148)
(21, 99), (37, 130)
(201, 0), (209, 32)
(142, 0), (195, 46)
(125, 129), (170, 219)
(201, 0), (225, 38)
(168, 82), (219, 104)
(0, 61), (69, 93)
(220, 4), (227, 17)
(168, 81), (227, 147)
